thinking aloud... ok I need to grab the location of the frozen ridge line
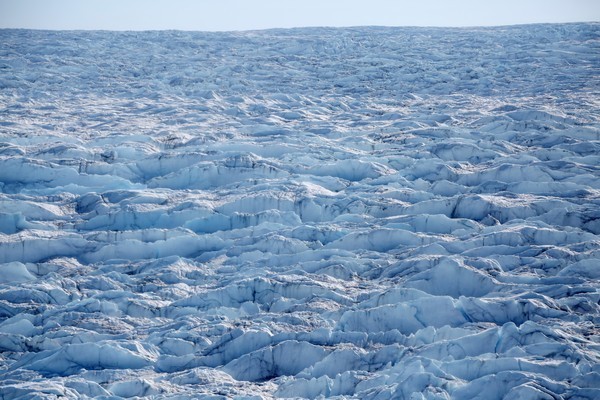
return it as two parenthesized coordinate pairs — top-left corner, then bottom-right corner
(0, 23), (599, 399)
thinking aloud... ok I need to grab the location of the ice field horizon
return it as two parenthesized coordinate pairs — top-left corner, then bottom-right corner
(0, 23), (599, 399)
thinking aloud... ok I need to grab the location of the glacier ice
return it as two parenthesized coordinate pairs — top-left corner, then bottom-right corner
(0, 23), (599, 399)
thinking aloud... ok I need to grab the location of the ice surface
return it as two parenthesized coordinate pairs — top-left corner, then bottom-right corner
(0, 24), (599, 399)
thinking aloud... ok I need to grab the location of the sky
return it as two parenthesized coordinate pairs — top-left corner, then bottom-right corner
(0, 0), (599, 31)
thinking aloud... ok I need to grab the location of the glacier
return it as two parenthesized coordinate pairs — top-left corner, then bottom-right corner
(0, 23), (599, 399)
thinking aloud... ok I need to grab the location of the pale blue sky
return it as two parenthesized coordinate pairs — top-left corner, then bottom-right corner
(1, 0), (599, 31)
